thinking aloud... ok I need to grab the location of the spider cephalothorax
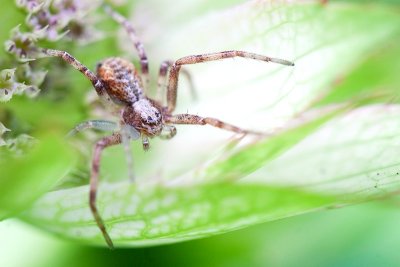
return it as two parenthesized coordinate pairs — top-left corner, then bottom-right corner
(122, 99), (164, 137)
(39, 5), (294, 249)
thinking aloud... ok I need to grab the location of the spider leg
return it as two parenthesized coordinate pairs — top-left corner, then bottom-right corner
(104, 5), (149, 89)
(120, 124), (140, 182)
(166, 50), (294, 113)
(39, 48), (109, 100)
(165, 114), (262, 135)
(68, 120), (138, 182)
(66, 120), (118, 137)
(158, 60), (197, 105)
(90, 133), (122, 249)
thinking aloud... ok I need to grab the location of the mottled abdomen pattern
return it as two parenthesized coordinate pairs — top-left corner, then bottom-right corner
(96, 57), (144, 104)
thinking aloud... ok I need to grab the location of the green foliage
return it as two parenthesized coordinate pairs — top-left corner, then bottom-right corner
(0, 135), (74, 219)
(204, 112), (338, 181)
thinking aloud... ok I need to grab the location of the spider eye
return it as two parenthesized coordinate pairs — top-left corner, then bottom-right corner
(147, 116), (152, 121)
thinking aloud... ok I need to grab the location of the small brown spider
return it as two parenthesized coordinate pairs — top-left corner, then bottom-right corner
(38, 6), (294, 248)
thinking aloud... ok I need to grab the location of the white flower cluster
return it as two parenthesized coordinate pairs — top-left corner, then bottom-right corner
(1, 0), (103, 102)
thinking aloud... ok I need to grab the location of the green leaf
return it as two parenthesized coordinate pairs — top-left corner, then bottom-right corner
(0, 136), (74, 219)
(245, 104), (400, 202)
(22, 182), (336, 246)
(0, 2), (24, 58)
(203, 111), (339, 181)
(315, 34), (400, 106)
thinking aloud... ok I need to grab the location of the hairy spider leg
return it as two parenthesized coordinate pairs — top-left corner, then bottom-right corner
(40, 49), (109, 100)
(39, 48), (123, 248)
(165, 114), (262, 135)
(166, 50), (294, 113)
(121, 129), (134, 182)
(66, 120), (118, 137)
(66, 119), (139, 183)
(104, 5), (149, 90)
(120, 124), (140, 182)
(158, 60), (197, 104)
(90, 133), (122, 249)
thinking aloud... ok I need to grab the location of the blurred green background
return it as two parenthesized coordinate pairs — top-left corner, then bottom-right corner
(1, 0), (400, 266)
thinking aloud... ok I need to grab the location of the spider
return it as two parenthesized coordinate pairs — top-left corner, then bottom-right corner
(38, 6), (294, 248)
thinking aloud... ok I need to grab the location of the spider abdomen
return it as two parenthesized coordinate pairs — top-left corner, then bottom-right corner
(96, 57), (144, 104)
